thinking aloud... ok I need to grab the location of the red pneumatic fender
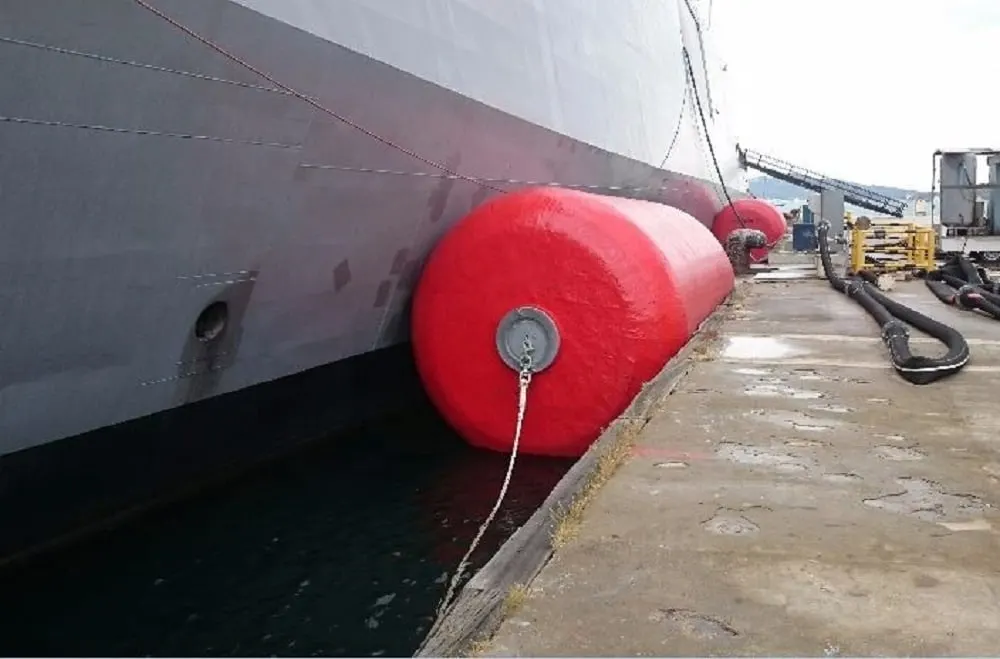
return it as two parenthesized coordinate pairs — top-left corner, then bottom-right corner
(711, 198), (787, 262)
(411, 187), (735, 458)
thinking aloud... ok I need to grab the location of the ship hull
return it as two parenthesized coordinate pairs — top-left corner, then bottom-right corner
(0, 0), (746, 558)
(0, 343), (428, 563)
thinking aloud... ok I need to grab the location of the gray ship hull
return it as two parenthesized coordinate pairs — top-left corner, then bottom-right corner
(0, 0), (746, 557)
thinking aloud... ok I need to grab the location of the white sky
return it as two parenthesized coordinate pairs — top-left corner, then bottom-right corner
(710, 0), (1000, 190)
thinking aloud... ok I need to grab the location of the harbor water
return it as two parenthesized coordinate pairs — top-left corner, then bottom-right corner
(0, 396), (572, 657)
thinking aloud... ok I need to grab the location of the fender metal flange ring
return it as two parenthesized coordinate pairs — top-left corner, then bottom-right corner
(495, 306), (560, 373)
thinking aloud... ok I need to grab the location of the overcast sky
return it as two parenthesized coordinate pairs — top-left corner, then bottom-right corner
(710, 0), (999, 190)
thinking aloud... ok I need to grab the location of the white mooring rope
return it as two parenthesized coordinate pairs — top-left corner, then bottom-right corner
(429, 362), (533, 632)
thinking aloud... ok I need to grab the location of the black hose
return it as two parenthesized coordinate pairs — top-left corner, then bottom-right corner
(929, 256), (1000, 318)
(967, 261), (1000, 299)
(817, 222), (969, 385)
(958, 256), (984, 286)
(925, 278), (957, 306)
(974, 267), (1000, 295)
(855, 270), (879, 286)
(975, 267), (999, 293)
(937, 271), (968, 289)
(962, 289), (1000, 319)
(938, 262), (965, 281)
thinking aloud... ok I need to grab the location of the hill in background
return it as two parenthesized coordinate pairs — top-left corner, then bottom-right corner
(748, 175), (928, 201)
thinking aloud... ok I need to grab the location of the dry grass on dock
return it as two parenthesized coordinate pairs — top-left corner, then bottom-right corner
(501, 583), (531, 616)
(463, 583), (533, 657)
(550, 418), (642, 550)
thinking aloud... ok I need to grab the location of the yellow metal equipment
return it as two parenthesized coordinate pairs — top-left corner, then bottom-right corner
(848, 220), (936, 275)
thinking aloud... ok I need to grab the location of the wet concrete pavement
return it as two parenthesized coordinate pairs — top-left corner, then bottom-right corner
(485, 274), (1000, 657)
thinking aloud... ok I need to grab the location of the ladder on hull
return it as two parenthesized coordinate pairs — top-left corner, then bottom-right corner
(740, 148), (906, 218)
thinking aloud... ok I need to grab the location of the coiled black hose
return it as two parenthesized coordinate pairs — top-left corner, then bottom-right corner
(817, 222), (969, 385)
(958, 256), (984, 287)
(925, 256), (1000, 319)
(975, 267), (1000, 294)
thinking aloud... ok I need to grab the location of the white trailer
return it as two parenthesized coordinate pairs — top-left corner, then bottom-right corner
(936, 234), (1000, 266)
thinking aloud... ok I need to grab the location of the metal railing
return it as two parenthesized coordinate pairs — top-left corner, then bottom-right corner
(741, 148), (907, 218)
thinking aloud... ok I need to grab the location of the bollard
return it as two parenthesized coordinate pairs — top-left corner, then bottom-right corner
(724, 228), (767, 275)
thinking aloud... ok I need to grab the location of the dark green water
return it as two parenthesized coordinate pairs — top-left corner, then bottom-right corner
(0, 404), (572, 657)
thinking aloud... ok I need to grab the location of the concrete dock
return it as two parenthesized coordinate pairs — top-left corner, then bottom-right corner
(484, 273), (1000, 657)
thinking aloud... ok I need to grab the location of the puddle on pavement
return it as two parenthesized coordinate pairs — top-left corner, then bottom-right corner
(939, 519), (992, 532)
(753, 263), (817, 278)
(744, 410), (839, 432)
(654, 461), (689, 469)
(792, 422), (833, 432)
(785, 439), (826, 448)
(863, 477), (985, 521)
(744, 384), (824, 399)
(716, 442), (812, 473)
(733, 367), (774, 376)
(722, 336), (806, 361)
(809, 403), (854, 414)
(873, 445), (926, 461)
(822, 472), (863, 484)
(753, 271), (814, 281)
